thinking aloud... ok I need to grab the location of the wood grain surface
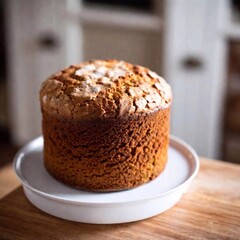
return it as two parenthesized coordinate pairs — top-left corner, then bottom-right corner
(0, 163), (20, 199)
(0, 158), (239, 240)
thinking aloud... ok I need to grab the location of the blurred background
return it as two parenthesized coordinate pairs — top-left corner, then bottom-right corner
(0, 0), (240, 167)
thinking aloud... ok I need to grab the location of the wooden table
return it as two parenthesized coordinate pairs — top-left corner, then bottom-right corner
(0, 158), (239, 240)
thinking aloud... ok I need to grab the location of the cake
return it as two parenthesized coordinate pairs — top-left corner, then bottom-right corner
(39, 59), (172, 191)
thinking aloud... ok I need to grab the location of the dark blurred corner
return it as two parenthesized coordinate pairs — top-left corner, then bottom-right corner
(221, 0), (240, 164)
(222, 40), (240, 164)
(0, 0), (18, 168)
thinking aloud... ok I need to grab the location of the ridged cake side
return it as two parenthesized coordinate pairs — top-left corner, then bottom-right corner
(42, 108), (170, 191)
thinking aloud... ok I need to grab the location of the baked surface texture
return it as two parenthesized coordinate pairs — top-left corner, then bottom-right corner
(40, 59), (172, 191)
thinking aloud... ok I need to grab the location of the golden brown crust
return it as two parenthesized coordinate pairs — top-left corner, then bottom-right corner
(40, 59), (172, 191)
(42, 108), (170, 191)
(40, 59), (172, 120)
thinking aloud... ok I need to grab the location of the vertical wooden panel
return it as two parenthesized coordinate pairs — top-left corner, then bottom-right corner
(5, 0), (68, 144)
(164, 0), (228, 158)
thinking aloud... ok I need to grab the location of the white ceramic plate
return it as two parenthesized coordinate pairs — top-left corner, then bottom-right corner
(14, 136), (199, 224)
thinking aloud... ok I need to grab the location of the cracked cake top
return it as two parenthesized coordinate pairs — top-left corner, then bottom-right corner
(40, 59), (172, 120)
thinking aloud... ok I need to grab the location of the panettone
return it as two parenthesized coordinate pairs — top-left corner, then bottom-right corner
(39, 59), (172, 191)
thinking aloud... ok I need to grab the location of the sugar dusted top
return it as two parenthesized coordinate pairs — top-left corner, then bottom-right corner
(40, 59), (172, 120)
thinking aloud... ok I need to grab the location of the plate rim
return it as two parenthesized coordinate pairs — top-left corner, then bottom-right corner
(13, 135), (199, 206)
